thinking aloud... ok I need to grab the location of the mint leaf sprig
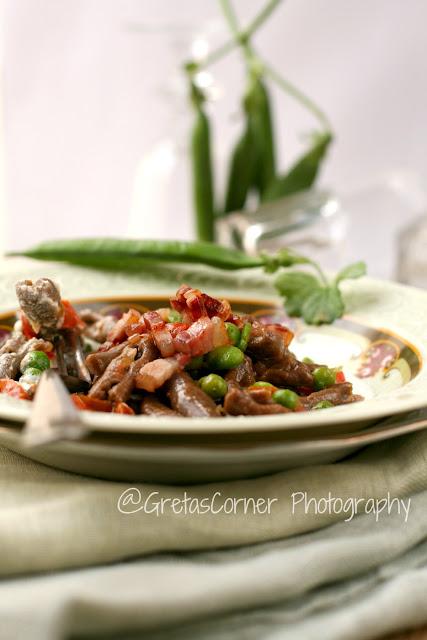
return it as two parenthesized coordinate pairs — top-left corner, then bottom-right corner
(275, 260), (366, 325)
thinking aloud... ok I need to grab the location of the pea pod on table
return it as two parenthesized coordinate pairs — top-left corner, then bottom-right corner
(11, 238), (266, 270)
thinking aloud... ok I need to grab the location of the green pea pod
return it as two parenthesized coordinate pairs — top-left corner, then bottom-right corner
(223, 121), (257, 214)
(263, 131), (332, 202)
(10, 238), (314, 274)
(246, 77), (276, 196)
(191, 105), (215, 242)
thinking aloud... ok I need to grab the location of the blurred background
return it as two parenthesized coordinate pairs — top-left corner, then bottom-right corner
(2, 0), (427, 281)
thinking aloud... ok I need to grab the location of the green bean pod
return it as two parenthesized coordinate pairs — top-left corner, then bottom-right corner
(263, 131), (332, 202)
(246, 77), (276, 197)
(223, 121), (257, 214)
(191, 105), (215, 242)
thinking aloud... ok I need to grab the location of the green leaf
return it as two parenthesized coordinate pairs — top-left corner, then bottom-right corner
(275, 271), (321, 316)
(335, 261), (367, 284)
(301, 286), (344, 325)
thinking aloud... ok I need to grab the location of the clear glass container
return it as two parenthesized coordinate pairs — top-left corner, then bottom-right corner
(216, 189), (348, 272)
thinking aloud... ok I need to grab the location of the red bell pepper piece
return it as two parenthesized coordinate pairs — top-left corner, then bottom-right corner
(71, 394), (112, 412)
(0, 379), (29, 400)
(335, 370), (346, 384)
(61, 300), (85, 330)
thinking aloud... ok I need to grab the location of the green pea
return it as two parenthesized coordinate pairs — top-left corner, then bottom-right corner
(313, 400), (334, 410)
(199, 374), (228, 400)
(19, 367), (43, 385)
(313, 366), (336, 391)
(186, 356), (204, 371)
(21, 350), (50, 373)
(302, 356), (314, 364)
(238, 323), (252, 352)
(272, 389), (299, 410)
(206, 345), (244, 371)
(167, 309), (182, 323)
(251, 381), (275, 388)
(225, 322), (241, 346)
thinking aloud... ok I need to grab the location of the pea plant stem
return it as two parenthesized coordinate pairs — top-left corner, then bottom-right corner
(245, 0), (283, 39)
(199, 0), (283, 70)
(264, 63), (332, 131)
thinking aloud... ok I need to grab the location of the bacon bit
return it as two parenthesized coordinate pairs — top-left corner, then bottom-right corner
(0, 379), (29, 400)
(201, 293), (231, 320)
(171, 285), (231, 322)
(172, 317), (229, 357)
(173, 329), (192, 354)
(144, 311), (174, 357)
(108, 309), (141, 343)
(71, 394), (112, 412)
(211, 316), (230, 348)
(186, 317), (215, 356)
(61, 300), (85, 330)
(170, 285), (191, 312)
(266, 323), (294, 347)
(156, 308), (172, 322)
(143, 310), (165, 331)
(124, 321), (147, 337)
(227, 314), (244, 328)
(335, 370), (346, 383)
(113, 401), (135, 415)
(166, 322), (190, 338)
(174, 352), (191, 368)
(134, 357), (179, 392)
(20, 312), (37, 339)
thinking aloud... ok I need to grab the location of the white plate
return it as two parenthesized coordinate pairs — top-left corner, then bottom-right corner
(0, 277), (426, 436)
(0, 410), (425, 482)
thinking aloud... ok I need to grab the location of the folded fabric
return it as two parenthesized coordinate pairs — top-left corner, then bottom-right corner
(1, 417), (427, 577)
(2, 488), (427, 640)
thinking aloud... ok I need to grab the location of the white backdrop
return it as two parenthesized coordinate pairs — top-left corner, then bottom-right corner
(2, 0), (427, 265)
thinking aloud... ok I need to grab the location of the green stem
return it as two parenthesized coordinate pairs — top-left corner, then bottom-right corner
(219, 0), (281, 69)
(202, 37), (237, 68)
(309, 260), (329, 286)
(245, 0), (283, 39)
(188, 0), (283, 72)
(219, 0), (240, 37)
(264, 63), (331, 130)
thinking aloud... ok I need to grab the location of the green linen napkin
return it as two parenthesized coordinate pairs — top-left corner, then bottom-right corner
(1, 421), (426, 577)
(1, 461), (427, 640)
